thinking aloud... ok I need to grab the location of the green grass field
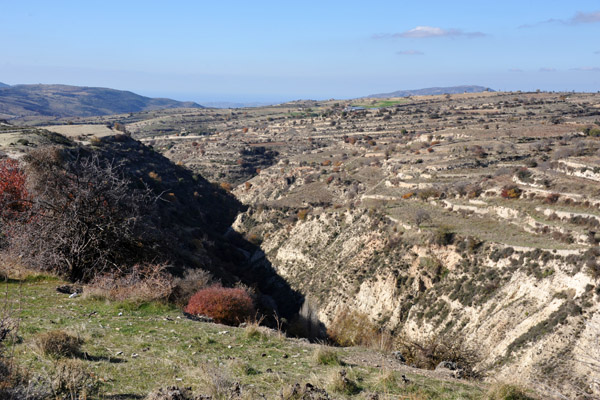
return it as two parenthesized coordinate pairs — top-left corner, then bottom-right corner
(1, 277), (488, 399)
(351, 99), (410, 109)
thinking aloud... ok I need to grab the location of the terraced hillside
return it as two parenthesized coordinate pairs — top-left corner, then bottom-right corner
(11, 91), (600, 398)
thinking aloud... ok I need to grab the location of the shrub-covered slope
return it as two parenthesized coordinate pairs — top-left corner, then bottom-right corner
(0, 84), (203, 119)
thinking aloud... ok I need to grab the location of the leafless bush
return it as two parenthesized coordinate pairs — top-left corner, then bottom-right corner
(84, 263), (175, 302)
(414, 209), (432, 226)
(48, 359), (100, 399)
(395, 334), (480, 377)
(168, 268), (213, 307)
(34, 330), (82, 359)
(10, 147), (162, 282)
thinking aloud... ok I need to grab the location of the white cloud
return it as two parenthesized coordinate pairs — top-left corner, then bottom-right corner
(374, 26), (485, 39)
(397, 50), (424, 55)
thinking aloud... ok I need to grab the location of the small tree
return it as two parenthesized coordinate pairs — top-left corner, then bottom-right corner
(414, 209), (432, 227)
(10, 148), (160, 281)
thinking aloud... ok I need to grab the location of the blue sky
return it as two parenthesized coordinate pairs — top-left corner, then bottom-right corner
(1, 1), (599, 103)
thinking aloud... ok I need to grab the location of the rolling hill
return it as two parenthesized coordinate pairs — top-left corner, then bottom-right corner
(367, 85), (492, 98)
(0, 82), (10, 88)
(0, 83), (203, 118)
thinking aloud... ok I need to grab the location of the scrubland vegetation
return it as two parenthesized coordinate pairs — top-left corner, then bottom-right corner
(2, 90), (600, 398)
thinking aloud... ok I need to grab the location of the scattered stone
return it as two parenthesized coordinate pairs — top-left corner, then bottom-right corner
(182, 312), (213, 323)
(56, 285), (82, 295)
(436, 360), (458, 371)
(435, 361), (465, 379)
(283, 382), (330, 399)
(391, 351), (406, 363)
(132, 353), (139, 358)
(68, 292), (80, 298)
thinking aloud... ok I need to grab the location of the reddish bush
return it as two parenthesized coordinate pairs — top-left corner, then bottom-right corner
(0, 158), (30, 225)
(184, 286), (255, 325)
(544, 193), (560, 204)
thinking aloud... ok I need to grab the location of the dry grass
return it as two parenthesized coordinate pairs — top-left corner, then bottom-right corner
(326, 368), (360, 396)
(314, 346), (341, 366)
(84, 263), (174, 303)
(484, 383), (537, 400)
(48, 359), (100, 399)
(34, 330), (82, 359)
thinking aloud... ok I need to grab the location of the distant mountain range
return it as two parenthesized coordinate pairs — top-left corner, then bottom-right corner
(0, 84), (203, 118)
(0, 82), (10, 88)
(367, 85), (493, 98)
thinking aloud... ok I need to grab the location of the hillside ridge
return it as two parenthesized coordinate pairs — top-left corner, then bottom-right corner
(0, 83), (203, 119)
(367, 85), (492, 98)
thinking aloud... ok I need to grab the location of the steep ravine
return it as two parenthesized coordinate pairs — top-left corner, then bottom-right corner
(232, 205), (599, 398)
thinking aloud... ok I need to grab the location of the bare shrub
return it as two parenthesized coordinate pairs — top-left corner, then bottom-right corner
(395, 334), (480, 377)
(11, 147), (161, 282)
(84, 263), (175, 302)
(485, 383), (537, 400)
(49, 359), (100, 399)
(168, 268), (213, 307)
(194, 364), (235, 399)
(328, 308), (377, 347)
(414, 209), (432, 227)
(34, 330), (82, 359)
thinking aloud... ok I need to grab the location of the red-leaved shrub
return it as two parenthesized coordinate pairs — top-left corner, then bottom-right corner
(0, 159), (29, 219)
(0, 158), (30, 240)
(184, 286), (255, 325)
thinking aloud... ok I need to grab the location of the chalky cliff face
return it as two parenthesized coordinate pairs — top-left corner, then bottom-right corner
(214, 92), (600, 398)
